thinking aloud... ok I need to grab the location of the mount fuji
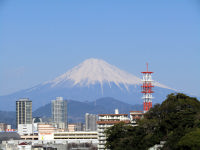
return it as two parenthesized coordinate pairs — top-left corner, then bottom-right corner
(0, 58), (174, 111)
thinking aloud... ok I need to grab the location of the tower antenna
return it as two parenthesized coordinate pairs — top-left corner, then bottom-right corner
(141, 63), (154, 112)
(146, 62), (148, 72)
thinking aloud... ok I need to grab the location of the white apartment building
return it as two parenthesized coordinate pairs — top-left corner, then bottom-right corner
(97, 109), (130, 150)
(130, 111), (144, 125)
(54, 131), (98, 143)
(37, 123), (98, 143)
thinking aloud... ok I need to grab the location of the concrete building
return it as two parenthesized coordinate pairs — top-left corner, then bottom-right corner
(0, 123), (7, 132)
(32, 117), (43, 133)
(0, 139), (97, 150)
(0, 140), (68, 150)
(16, 98), (32, 127)
(97, 109), (130, 150)
(54, 131), (98, 142)
(16, 98), (32, 135)
(130, 111), (144, 125)
(21, 130), (98, 143)
(67, 123), (84, 132)
(17, 124), (33, 135)
(4, 124), (14, 132)
(68, 124), (76, 132)
(38, 123), (56, 140)
(85, 113), (98, 131)
(20, 134), (38, 140)
(6, 125), (12, 131)
(52, 97), (67, 129)
(75, 122), (84, 131)
(0, 132), (20, 143)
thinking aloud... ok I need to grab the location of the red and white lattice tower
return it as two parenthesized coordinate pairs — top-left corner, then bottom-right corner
(141, 63), (154, 112)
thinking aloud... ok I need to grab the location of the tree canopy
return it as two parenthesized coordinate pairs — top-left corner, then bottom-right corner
(105, 93), (200, 150)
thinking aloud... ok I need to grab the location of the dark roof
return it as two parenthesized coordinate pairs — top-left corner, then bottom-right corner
(19, 142), (29, 145)
(0, 132), (20, 142)
(33, 117), (42, 123)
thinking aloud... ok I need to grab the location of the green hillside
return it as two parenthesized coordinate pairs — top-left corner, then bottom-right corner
(105, 93), (200, 150)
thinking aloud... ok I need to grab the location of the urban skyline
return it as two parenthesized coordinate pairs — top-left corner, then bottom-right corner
(0, 1), (199, 149)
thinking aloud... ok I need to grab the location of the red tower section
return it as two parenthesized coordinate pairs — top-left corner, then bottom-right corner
(141, 63), (154, 112)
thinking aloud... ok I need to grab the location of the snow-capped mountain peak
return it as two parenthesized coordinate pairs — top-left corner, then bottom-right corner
(46, 58), (142, 89)
(45, 58), (171, 90)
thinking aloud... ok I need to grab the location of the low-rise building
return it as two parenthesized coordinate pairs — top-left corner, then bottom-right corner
(0, 123), (7, 132)
(97, 109), (130, 150)
(20, 133), (38, 140)
(130, 111), (144, 125)
(54, 131), (98, 143)
(0, 132), (21, 143)
(38, 123), (56, 140)
(68, 124), (76, 132)
(32, 117), (42, 134)
(0, 140), (96, 150)
(17, 124), (33, 135)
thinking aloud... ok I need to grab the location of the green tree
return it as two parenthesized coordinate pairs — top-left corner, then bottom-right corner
(105, 122), (147, 150)
(177, 128), (200, 150)
(105, 93), (200, 150)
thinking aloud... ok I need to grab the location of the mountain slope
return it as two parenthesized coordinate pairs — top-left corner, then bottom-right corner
(0, 111), (16, 129)
(33, 97), (143, 123)
(45, 58), (169, 89)
(0, 58), (174, 111)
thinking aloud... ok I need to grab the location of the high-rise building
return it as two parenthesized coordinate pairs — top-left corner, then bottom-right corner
(85, 113), (98, 131)
(16, 98), (32, 127)
(52, 97), (67, 129)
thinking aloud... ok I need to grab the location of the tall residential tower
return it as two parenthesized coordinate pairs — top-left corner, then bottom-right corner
(16, 98), (32, 127)
(52, 97), (67, 129)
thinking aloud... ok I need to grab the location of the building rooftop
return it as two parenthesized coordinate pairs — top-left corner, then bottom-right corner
(17, 98), (31, 101)
(0, 132), (21, 142)
(98, 114), (128, 116)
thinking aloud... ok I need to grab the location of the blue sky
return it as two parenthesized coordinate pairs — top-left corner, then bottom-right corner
(0, 0), (200, 97)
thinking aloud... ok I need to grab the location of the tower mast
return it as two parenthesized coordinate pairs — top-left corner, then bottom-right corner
(141, 63), (154, 112)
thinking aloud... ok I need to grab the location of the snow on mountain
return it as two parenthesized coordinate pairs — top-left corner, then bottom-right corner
(0, 58), (174, 111)
(45, 58), (171, 90)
